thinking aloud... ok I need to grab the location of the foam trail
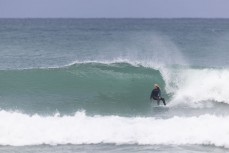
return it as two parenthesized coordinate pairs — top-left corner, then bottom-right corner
(0, 110), (229, 147)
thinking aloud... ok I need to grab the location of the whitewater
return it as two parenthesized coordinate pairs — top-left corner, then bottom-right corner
(0, 110), (229, 148)
(1, 18), (229, 153)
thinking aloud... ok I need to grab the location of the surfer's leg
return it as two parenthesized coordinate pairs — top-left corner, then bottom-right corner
(161, 98), (166, 105)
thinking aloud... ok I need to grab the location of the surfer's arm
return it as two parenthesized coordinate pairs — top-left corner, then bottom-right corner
(158, 88), (161, 97)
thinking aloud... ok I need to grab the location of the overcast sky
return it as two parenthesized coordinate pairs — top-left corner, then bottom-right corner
(1, 0), (229, 18)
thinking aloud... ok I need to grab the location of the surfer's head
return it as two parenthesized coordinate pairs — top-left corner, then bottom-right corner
(154, 84), (159, 89)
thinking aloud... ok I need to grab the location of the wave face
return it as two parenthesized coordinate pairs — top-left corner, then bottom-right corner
(0, 110), (229, 147)
(0, 62), (164, 115)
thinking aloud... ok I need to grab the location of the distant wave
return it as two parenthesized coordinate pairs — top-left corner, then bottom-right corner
(0, 110), (229, 147)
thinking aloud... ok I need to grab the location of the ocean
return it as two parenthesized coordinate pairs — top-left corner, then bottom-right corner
(0, 18), (229, 152)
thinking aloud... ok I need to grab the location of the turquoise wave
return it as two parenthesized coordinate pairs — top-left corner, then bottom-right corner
(0, 63), (166, 115)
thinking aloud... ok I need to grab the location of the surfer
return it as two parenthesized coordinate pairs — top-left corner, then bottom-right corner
(150, 84), (166, 105)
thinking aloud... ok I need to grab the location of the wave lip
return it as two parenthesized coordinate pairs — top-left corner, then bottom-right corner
(0, 110), (229, 147)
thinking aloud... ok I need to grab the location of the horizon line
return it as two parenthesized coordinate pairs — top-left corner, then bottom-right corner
(1, 17), (229, 19)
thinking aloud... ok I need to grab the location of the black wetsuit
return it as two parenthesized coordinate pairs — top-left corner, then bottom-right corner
(150, 88), (166, 105)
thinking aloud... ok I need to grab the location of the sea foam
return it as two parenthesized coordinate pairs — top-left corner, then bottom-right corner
(0, 110), (229, 147)
(169, 68), (229, 106)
